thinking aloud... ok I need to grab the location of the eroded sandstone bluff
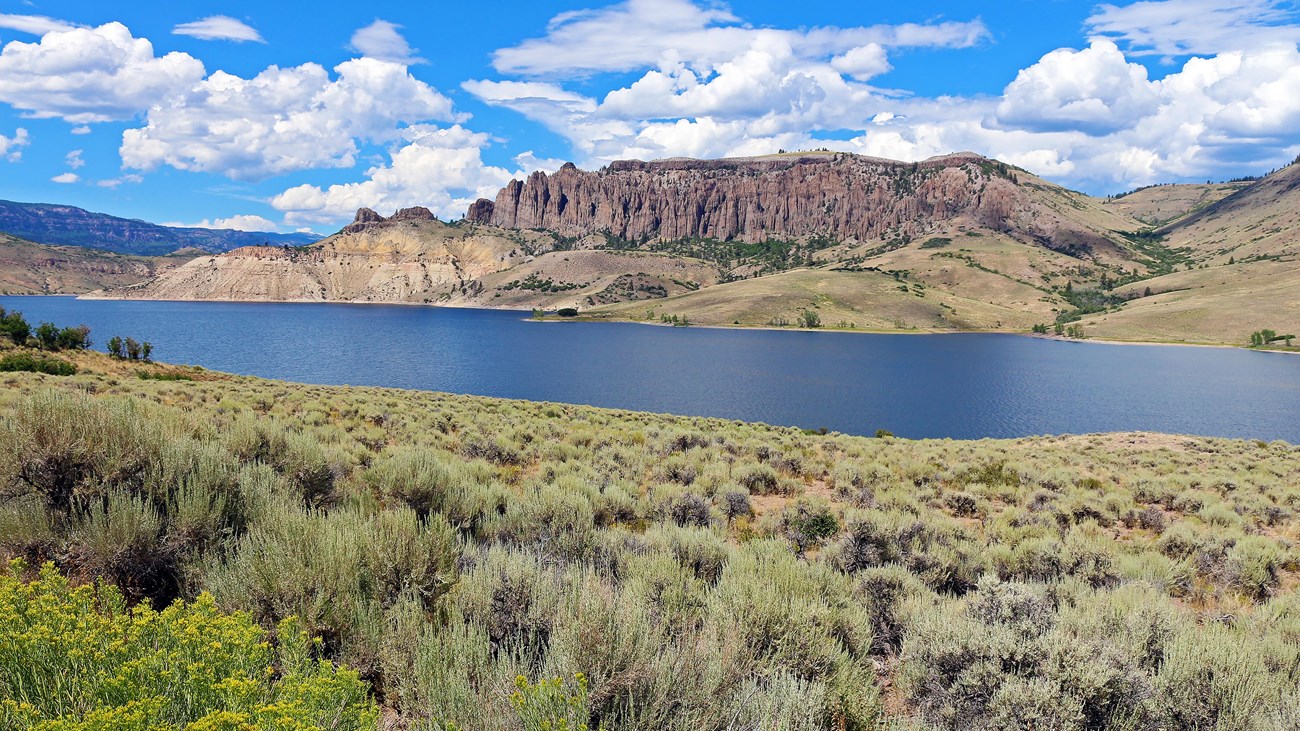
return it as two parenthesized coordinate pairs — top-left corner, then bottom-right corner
(466, 152), (1106, 250)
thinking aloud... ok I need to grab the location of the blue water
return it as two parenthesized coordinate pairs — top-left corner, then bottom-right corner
(3, 296), (1299, 442)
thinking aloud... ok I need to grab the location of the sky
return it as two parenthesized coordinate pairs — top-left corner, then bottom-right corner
(1, 1), (1299, 234)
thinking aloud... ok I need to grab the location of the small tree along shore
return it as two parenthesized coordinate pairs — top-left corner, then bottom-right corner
(1249, 329), (1295, 348)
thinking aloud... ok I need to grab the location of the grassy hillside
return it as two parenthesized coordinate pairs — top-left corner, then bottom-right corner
(1, 346), (1299, 729)
(0, 233), (193, 295)
(1102, 182), (1250, 227)
(1079, 259), (1300, 344)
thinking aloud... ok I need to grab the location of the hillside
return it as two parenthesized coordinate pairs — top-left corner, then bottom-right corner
(0, 199), (318, 255)
(1, 347), (1299, 728)
(0, 233), (193, 294)
(1077, 164), (1300, 344)
(1101, 182), (1249, 227)
(1156, 163), (1300, 264)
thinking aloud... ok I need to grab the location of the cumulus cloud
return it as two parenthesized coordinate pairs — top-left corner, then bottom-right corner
(467, 1), (987, 166)
(0, 22), (205, 123)
(51, 172), (79, 183)
(1087, 0), (1300, 56)
(0, 14), (79, 35)
(173, 16), (265, 43)
(167, 214), (281, 232)
(464, 0), (1300, 193)
(349, 20), (425, 65)
(270, 125), (518, 224)
(490, 0), (986, 76)
(0, 128), (29, 161)
(997, 41), (1160, 134)
(65, 149), (84, 169)
(121, 57), (458, 179)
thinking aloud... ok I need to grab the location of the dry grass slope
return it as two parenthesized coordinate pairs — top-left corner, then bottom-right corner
(0, 234), (193, 295)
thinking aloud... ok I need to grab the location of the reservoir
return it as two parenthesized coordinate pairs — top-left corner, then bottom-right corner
(4, 296), (1298, 442)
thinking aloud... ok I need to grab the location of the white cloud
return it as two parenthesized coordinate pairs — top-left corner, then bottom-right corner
(491, 0), (986, 76)
(830, 44), (891, 82)
(167, 214), (281, 232)
(51, 172), (79, 183)
(0, 14), (79, 36)
(1088, 0), (1300, 56)
(65, 149), (84, 169)
(270, 125), (518, 224)
(173, 16), (265, 44)
(349, 20), (424, 65)
(996, 41), (1161, 134)
(464, 0), (1300, 194)
(96, 173), (144, 188)
(121, 57), (458, 180)
(513, 150), (568, 174)
(0, 128), (28, 161)
(70, 125), (91, 135)
(0, 22), (205, 123)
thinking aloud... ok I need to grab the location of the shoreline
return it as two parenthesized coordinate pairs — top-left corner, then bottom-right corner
(10, 292), (1295, 355)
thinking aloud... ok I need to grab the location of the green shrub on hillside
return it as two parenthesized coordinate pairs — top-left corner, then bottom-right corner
(0, 353), (76, 376)
(0, 561), (376, 731)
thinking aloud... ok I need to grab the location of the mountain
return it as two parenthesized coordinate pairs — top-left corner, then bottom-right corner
(0, 233), (195, 295)
(0, 199), (319, 256)
(96, 152), (1298, 344)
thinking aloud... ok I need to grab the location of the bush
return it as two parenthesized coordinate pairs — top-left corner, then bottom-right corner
(556, 308), (579, 317)
(0, 561), (377, 730)
(0, 353), (76, 376)
(0, 307), (31, 344)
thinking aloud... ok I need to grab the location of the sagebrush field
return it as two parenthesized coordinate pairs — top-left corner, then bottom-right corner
(1, 348), (1298, 730)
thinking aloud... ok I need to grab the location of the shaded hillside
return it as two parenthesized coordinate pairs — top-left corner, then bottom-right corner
(0, 199), (318, 256)
(0, 233), (193, 295)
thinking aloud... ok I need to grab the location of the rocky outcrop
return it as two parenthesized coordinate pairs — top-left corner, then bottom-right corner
(341, 206), (436, 234)
(466, 152), (1110, 249)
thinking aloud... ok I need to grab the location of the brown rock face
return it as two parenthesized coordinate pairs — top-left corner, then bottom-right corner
(466, 153), (1046, 244)
(343, 207), (388, 234)
(392, 206), (436, 222)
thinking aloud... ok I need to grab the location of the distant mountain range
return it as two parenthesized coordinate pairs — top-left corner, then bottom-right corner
(0, 199), (319, 256)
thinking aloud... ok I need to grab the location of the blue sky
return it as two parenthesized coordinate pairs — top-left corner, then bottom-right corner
(2, 0), (1299, 234)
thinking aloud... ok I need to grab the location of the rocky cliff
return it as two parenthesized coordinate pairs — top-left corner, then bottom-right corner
(465, 152), (1128, 257)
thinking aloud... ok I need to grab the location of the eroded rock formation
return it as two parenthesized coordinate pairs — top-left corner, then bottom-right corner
(466, 153), (1090, 247)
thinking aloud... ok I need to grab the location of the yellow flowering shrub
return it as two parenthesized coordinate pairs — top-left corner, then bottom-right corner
(508, 674), (590, 731)
(0, 561), (377, 731)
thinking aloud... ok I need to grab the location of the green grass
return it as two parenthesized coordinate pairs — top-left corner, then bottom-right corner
(1, 353), (1299, 729)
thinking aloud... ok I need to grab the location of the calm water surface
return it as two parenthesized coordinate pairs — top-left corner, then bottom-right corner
(4, 296), (1298, 442)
